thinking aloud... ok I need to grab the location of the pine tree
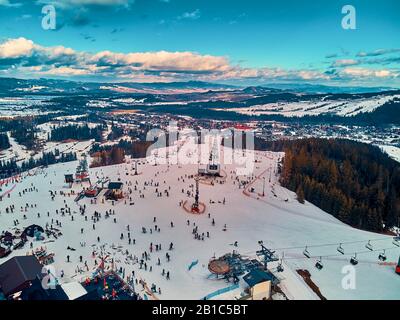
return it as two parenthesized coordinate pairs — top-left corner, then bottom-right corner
(278, 138), (400, 232)
(296, 186), (305, 204)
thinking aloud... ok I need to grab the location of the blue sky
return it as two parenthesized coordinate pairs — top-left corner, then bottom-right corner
(0, 0), (399, 86)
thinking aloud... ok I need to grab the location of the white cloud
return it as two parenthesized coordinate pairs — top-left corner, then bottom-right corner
(36, 0), (133, 8)
(65, 0), (130, 4)
(332, 59), (359, 67)
(356, 48), (400, 57)
(0, 37), (35, 59)
(90, 50), (230, 73)
(0, 37), (397, 84)
(41, 66), (90, 76)
(178, 9), (201, 20)
(341, 67), (396, 78)
(0, 0), (22, 7)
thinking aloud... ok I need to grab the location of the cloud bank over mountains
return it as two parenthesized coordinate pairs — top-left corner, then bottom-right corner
(0, 37), (398, 85)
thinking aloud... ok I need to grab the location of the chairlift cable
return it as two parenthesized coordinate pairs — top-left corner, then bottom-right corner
(281, 245), (400, 261)
(242, 237), (399, 256)
(268, 237), (390, 251)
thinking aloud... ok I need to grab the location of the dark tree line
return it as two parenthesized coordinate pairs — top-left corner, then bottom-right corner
(49, 124), (103, 142)
(278, 138), (400, 232)
(0, 114), (60, 132)
(91, 139), (154, 160)
(107, 125), (124, 141)
(118, 140), (155, 158)
(0, 149), (76, 179)
(2, 115), (62, 150)
(0, 133), (10, 150)
(90, 146), (125, 168)
(11, 126), (38, 150)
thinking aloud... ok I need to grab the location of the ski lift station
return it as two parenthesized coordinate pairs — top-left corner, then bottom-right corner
(243, 269), (275, 300)
(198, 164), (221, 177)
(206, 249), (279, 300)
(105, 182), (124, 200)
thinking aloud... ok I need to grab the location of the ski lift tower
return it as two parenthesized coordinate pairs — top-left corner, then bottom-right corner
(134, 160), (138, 175)
(202, 138), (221, 176)
(75, 153), (90, 183)
(153, 150), (158, 166)
(209, 148), (214, 166)
(256, 241), (279, 270)
(211, 137), (219, 165)
(191, 176), (200, 213)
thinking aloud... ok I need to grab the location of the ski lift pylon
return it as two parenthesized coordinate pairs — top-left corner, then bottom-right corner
(277, 252), (284, 272)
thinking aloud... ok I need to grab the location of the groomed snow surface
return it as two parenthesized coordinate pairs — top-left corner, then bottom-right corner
(1, 143), (399, 300)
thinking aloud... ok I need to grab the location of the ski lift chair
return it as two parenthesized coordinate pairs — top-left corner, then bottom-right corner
(337, 243), (344, 255)
(315, 257), (323, 270)
(350, 253), (358, 266)
(365, 240), (373, 251)
(378, 250), (387, 262)
(303, 246), (311, 258)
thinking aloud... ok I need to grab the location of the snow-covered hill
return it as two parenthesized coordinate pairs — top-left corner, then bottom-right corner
(216, 94), (400, 117)
(1, 140), (399, 300)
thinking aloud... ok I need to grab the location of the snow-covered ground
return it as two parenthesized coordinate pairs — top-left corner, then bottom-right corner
(0, 96), (57, 118)
(215, 94), (400, 117)
(0, 132), (33, 162)
(1, 140), (399, 300)
(379, 145), (400, 163)
(0, 120), (97, 163)
(0, 134), (94, 163)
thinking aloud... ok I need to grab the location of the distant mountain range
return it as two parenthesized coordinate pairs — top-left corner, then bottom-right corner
(0, 77), (237, 95)
(1, 76), (400, 125)
(259, 82), (396, 94)
(0, 77), (397, 95)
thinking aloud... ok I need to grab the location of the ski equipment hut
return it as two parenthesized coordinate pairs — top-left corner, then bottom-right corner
(243, 269), (274, 300)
